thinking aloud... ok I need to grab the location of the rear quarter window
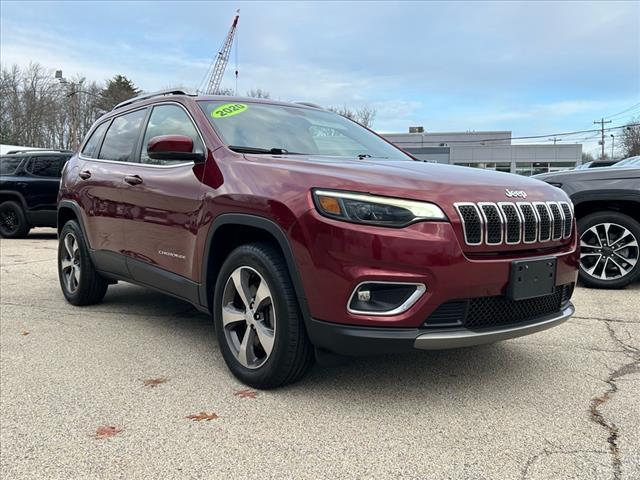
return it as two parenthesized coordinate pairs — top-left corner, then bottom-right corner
(81, 121), (110, 158)
(0, 156), (22, 175)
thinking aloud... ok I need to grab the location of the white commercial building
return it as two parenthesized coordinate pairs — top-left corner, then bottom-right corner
(381, 130), (582, 175)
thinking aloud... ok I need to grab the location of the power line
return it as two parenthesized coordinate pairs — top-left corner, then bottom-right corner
(605, 102), (640, 120)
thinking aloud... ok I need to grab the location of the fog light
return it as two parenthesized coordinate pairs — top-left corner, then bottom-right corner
(357, 290), (371, 302)
(348, 282), (426, 316)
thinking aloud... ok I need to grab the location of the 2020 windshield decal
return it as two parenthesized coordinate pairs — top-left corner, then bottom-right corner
(212, 103), (247, 119)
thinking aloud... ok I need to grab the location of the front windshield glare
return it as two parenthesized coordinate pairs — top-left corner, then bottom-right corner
(199, 101), (413, 161)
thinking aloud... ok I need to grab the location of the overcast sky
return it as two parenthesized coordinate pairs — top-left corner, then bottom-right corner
(1, 0), (638, 155)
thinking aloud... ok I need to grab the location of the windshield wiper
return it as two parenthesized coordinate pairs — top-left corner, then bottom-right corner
(357, 153), (389, 160)
(228, 146), (303, 155)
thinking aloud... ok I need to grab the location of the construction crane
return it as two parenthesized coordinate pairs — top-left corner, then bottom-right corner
(203, 9), (239, 95)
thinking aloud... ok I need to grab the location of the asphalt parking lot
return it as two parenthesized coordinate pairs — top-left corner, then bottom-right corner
(1, 229), (638, 480)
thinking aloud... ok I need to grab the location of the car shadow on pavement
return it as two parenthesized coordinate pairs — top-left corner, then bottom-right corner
(99, 284), (548, 401)
(24, 231), (58, 240)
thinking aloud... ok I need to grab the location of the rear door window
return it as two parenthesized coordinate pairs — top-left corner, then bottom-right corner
(81, 121), (110, 158)
(26, 156), (63, 177)
(98, 109), (147, 162)
(0, 156), (22, 175)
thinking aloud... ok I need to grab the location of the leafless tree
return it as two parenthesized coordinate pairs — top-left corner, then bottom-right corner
(216, 87), (236, 96)
(327, 104), (376, 128)
(1, 63), (103, 150)
(620, 117), (640, 158)
(246, 88), (270, 99)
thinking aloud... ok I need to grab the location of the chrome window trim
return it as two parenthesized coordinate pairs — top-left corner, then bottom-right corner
(454, 202), (483, 246)
(498, 201), (523, 245)
(477, 202), (504, 246)
(78, 101), (206, 169)
(517, 201), (539, 244)
(548, 201), (564, 241)
(533, 201), (553, 242)
(347, 281), (426, 316)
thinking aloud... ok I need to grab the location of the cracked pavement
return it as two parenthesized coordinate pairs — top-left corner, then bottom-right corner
(1, 229), (638, 479)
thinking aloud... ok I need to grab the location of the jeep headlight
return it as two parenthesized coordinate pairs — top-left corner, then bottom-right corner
(312, 189), (447, 227)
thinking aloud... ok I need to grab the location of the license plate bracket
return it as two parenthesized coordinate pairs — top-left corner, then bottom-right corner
(507, 257), (556, 300)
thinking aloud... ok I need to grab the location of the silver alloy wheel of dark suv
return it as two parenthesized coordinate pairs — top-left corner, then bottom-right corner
(578, 212), (640, 288)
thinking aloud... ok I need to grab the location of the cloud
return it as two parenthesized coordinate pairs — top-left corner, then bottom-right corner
(1, 0), (637, 143)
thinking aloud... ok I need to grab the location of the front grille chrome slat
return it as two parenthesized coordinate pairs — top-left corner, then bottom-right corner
(454, 203), (483, 246)
(559, 201), (573, 238)
(498, 202), (522, 244)
(533, 202), (552, 242)
(548, 202), (564, 241)
(456, 201), (571, 246)
(478, 202), (503, 245)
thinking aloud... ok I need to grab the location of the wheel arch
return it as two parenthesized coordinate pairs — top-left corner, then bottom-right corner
(573, 195), (640, 224)
(57, 200), (89, 242)
(0, 190), (28, 210)
(200, 214), (310, 323)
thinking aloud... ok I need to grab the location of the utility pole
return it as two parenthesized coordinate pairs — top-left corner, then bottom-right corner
(594, 118), (612, 159)
(548, 137), (562, 144)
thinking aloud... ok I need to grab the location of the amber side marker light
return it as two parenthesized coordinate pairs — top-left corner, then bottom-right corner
(318, 195), (342, 215)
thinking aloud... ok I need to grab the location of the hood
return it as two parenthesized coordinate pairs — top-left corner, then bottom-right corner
(534, 166), (640, 184)
(245, 154), (569, 204)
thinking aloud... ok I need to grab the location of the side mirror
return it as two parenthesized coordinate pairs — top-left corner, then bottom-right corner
(147, 135), (205, 163)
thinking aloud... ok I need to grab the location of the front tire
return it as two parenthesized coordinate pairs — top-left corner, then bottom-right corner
(213, 242), (314, 389)
(58, 220), (109, 305)
(578, 211), (640, 289)
(0, 201), (30, 238)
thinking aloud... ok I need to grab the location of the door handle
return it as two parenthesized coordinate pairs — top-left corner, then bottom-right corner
(78, 170), (91, 180)
(124, 175), (143, 186)
(17, 182), (28, 188)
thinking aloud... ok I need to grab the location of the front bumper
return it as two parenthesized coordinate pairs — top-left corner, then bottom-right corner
(307, 303), (574, 356)
(294, 209), (579, 328)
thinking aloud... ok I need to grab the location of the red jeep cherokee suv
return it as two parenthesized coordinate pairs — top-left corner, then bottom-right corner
(57, 90), (579, 388)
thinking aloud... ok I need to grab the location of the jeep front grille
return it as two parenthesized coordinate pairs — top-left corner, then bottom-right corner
(454, 201), (573, 246)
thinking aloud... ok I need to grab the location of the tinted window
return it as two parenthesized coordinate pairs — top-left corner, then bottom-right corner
(26, 156), (62, 177)
(98, 109), (146, 162)
(0, 156), (22, 175)
(81, 121), (110, 158)
(140, 105), (203, 165)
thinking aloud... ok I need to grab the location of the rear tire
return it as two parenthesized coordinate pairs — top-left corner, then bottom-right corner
(0, 201), (30, 238)
(58, 220), (109, 305)
(213, 242), (314, 389)
(578, 211), (640, 289)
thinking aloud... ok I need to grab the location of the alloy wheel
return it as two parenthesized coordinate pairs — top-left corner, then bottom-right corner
(580, 222), (639, 281)
(221, 266), (276, 369)
(0, 207), (18, 235)
(60, 233), (81, 293)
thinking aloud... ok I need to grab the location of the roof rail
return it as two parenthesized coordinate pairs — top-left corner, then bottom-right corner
(294, 102), (324, 109)
(112, 89), (196, 111)
(6, 149), (73, 155)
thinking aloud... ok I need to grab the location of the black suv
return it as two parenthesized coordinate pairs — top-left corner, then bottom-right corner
(0, 150), (72, 238)
(536, 165), (640, 288)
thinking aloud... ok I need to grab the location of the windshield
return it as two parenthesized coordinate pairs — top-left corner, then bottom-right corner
(613, 156), (640, 167)
(199, 101), (413, 161)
